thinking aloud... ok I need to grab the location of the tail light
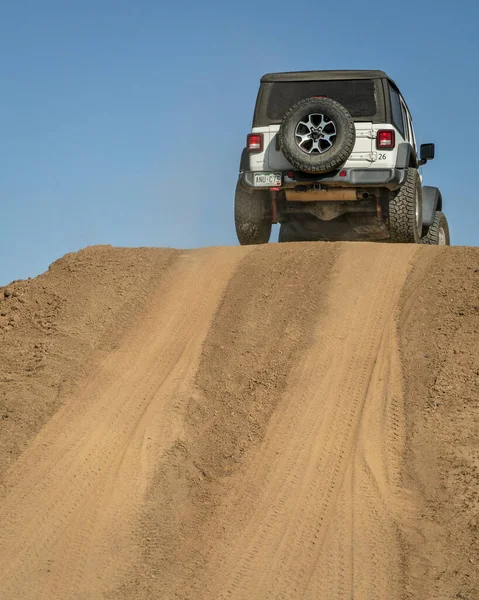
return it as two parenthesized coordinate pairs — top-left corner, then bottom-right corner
(247, 133), (263, 152)
(376, 130), (395, 149)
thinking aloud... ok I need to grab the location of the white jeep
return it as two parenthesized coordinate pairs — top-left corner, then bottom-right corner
(235, 70), (449, 245)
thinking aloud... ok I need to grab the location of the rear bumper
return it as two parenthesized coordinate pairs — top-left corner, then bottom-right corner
(241, 168), (407, 191)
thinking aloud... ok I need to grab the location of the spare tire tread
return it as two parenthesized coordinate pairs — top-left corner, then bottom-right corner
(279, 97), (356, 174)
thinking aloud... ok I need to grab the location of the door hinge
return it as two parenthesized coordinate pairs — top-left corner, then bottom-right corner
(349, 152), (377, 162)
(356, 129), (377, 139)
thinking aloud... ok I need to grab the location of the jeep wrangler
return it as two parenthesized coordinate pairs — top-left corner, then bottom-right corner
(235, 70), (450, 245)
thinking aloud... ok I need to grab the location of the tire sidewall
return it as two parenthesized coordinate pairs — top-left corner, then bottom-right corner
(438, 213), (451, 245)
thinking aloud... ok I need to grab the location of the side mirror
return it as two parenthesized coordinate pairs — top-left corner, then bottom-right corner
(420, 143), (435, 163)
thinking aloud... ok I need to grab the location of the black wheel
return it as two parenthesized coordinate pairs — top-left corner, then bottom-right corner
(278, 96), (355, 174)
(389, 168), (423, 243)
(234, 180), (272, 245)
(421, 211), (450, 245)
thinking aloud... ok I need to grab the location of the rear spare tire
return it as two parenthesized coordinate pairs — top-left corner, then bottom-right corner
(421, 211), (450, 245)
(389, 168), (423, 243)
(234, 180), (272, 245)
(278, 96), (356, 174)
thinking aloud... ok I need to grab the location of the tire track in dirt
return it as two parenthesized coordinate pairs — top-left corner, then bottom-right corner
(2, 242), (476, 600)
(111, 242), (419, 600)
(111, 243), (339, 600)
(190, 244), (419, 599)
(0, 247), (250, 600)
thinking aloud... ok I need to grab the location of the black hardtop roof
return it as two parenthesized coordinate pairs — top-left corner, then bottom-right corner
(261, 70), (399, 88)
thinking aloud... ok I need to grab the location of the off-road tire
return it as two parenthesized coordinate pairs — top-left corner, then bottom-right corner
(278, 97), (356, 174)
(234, 180), (272, 245)
(389, 168), (423, 243)
(421, 211), (450, 245)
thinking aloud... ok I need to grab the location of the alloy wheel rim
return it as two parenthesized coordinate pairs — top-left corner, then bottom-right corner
(295, 113), (337, 154)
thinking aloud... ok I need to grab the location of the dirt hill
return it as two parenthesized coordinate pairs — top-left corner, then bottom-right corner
(0, 242), (477, 600)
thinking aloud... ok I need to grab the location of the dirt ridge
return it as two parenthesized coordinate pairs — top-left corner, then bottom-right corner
(0, 242), (478, 600)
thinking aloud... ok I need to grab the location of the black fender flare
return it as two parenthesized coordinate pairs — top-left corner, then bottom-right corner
(395, 142), (418, 169)
(239, 148), (249, 172)
(422, 186), (443, 227)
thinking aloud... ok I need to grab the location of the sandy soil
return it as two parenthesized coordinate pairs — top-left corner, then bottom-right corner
(0, 242), (477, 599)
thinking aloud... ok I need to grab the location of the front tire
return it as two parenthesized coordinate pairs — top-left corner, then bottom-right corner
(234, 180), (272, 245)
(389, 168), (423, 243)
(421, 211), (450, 245)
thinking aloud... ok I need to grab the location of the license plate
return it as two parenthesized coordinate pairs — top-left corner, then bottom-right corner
(253, 172), (282, 187)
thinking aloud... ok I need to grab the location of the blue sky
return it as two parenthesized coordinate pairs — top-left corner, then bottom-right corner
(1, 0), (478, 284)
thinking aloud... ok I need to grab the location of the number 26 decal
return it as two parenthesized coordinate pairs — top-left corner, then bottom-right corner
(378, 153), (387, 160)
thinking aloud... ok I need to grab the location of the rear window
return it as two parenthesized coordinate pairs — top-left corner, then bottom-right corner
(262, 79), (377, 122)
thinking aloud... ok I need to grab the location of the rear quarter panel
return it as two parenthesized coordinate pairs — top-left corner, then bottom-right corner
(248, 124), (405, 172)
